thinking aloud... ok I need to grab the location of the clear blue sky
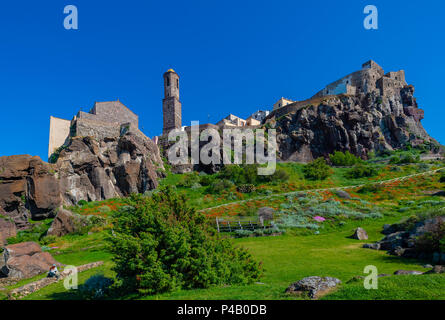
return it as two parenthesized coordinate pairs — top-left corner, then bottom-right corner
(1, 0), (444, 160)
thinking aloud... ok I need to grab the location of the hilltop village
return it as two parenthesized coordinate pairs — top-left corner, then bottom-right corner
(47, 60), (425, 160)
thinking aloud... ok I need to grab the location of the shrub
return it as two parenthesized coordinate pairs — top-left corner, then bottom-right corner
(358, 184), (383, 194)
(253, 229), (264, 236)
(199, 174), (214, 186)
(329, 151), (362, 166)
(236, 184), (256, 193)
(416, 221), (445, 255)
(208, 179), (234, 194)
(98, 206), (111, 213)
(107, 188), (262, 295)
(303, 158), (333, 180)
(439, 172), (445, 183)
(40, 235), (58, 246)
(220, 164), (259, 185)
(345, 164), (378, 179)
(79, 273), (114, 300)
(262, 168), (290, 183)
(178, 173), (200, 187)
(77, 200), (88, 206)
(234, 230), (254, 238)
(191, 183), (202, 190)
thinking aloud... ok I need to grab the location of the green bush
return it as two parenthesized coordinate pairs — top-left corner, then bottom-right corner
(346, 164), (378, 179)
(79, 273), (114, 300)
(329, 151), (362, 166)
(234, 230), (254, 238)
(416, 221), (445, 255)
(178, 173), (200, 187)
(220, 164), (259, 185)
(358, 184), (383, 194)
(98, 206), (111, 213)
(303, 158), (333, 180)
(77, 200), (88, 206)
(439, 172), (445, 183)
(40, 235), (58, 245)
(199, 174), (214, 186)
(208, 179), (234, 194)
(263, 168), (290, 183)
(390, 153), (420, 165)
(107, 188), (262, 295)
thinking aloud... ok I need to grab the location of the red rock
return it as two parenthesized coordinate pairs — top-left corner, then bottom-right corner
(4, 241), (42, 258)
(0, 218), (17, 245)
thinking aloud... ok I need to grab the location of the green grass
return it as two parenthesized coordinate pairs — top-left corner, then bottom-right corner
(2, 161), (443, 301)
(18, 213), (443, 300)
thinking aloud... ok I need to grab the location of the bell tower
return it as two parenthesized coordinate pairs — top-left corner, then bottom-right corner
(162, 69), (182, 135)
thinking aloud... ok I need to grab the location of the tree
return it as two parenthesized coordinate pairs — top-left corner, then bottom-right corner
(329, 151), (362, 166)
(107, 187), (262, 295)
(303, 158), (333, 180)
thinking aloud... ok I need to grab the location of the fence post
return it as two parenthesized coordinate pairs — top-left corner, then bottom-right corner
(216, 217), (220, 233)
(238, 221), (243, 230)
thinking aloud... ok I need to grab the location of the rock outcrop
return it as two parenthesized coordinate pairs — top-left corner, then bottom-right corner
(266, 87), (439, 162)
(0, 131), (164, 232)
(352, 227), (368, 240)
(56, 132), (164, 206)
(0, 218), (16, 246)
(0, 155), (62, 227)
(0, 242), (60, 279)
(363, 216), (445, 263)
(285, 276), (341, 299)
(46, 208), (86, 237)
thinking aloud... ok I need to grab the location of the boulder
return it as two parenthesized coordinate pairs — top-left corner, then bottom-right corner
(335, 190), (351, 200)
(393, 270), (423, 275)
(432, 191), (445, 197)
(352, 227), (368, 240)
(285, 276), (341, 299)
(1, 255), (50, 279)
(0, 242), (60, 279)
(0, 218), (16, 245)
(3, 242), (42, 258)
(424, 265), (445, 274)
(47, 208), (85, 237)
(363, 243), (380, 250)
(257, 207), (275, 224)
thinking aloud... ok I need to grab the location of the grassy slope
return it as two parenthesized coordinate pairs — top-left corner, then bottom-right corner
(21, 213), (444, 300)
(4, 161), (444, 300)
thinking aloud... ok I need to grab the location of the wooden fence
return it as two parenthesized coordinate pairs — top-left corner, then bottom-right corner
(215, 217), (271, 233)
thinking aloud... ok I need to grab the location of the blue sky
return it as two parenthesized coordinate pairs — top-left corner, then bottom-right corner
(1, 0), (444, 160)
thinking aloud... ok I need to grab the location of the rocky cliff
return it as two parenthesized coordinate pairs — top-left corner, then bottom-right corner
(266, 85), (439, 162)
(0, 131), (164, 234)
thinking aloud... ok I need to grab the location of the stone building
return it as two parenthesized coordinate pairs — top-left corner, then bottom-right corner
(273, 98), (294, 110)
(48, 100), (144, 160)
(249, 110), (270, 123)
(217, 114), (247, 127)
(311, 60), (406, 98)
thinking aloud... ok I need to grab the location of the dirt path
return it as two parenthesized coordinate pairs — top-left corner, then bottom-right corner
(199, 167), (445, 212)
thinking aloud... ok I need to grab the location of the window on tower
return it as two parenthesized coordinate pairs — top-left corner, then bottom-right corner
(176, 79), (179, 88)
(167, 78), (170, 86)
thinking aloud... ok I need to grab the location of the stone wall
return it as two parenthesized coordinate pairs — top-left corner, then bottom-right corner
(75, 118), (121, 141)
(8, 261), (104, 300)
(48, 116), (72, 159)
(78, 101), (138, 127)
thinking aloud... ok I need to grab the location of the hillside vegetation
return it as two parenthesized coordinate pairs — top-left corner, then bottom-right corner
(2, 149), (445, 300)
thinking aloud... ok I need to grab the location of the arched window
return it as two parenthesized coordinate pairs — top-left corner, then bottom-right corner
(167, 78), (170, 86)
